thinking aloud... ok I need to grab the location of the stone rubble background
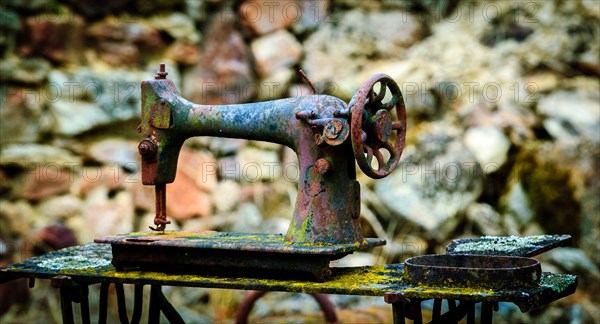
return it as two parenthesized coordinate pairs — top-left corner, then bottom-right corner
(0, 0), (598, 322)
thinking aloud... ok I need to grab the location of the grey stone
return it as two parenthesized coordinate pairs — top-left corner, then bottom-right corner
(0, 86), (47, 144)
(404, 87), (440, 120)
(182, 12), (254, 105)
(501, 182), (534, 225)
(48, 100), (111, 136)
(211, 180), (241, 213)
(251, 30), (302, 78)
(232, 203), (263, 233)
(375, 124), (484, 235)
(466, 203), (503, 236)
(502, 213), (521, 236)
(0, 144), (81, 168)
(86, 17), (166, 66)
(291, 0), (330, 34)
(37, 195), (82, 221)
(464, 126), (511, 173)
(149, 13), (200, 43)
(180, 217), (212, 232)
(240, 0), (297, 35)
(81, 188), (134, 242)
(543, 248), (600, 282)
(256, 68), (294, 101)
(45, 67), (159, 136)
(0, 200), (41, 237)
(522, 222), (546, 237)
(302, 9), (422, 99)
(538, 89), (600, 144)
(21, 165), (75, 201)
(260, 217), (290, 235)
(86, 138), (138, 170)
(236, 147), (282, 182)
(166, 40), (200, 65)
(0, 57), (51, 84)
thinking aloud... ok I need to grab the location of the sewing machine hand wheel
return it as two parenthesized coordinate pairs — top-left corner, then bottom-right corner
(350, 73), (406, 179)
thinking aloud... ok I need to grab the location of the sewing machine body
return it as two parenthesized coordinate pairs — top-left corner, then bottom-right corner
(139, 77), (364, 244)
(96, 65), (407, 280)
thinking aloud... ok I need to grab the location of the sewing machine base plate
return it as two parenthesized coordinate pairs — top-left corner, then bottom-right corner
(94, 231), (386, 281)
(0, 241), (577, 314)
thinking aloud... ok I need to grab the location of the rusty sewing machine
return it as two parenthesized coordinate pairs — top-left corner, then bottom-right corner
(0, 64), (578, 323)
(95, 64), (407, 280)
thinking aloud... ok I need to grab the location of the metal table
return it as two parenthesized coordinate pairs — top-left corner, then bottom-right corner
(0, 238), (577, 324)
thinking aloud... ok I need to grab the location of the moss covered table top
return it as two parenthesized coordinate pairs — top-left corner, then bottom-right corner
(0, 242), (576, 312)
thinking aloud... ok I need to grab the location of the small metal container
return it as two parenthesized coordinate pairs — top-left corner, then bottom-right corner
(404, 254), (541, 290)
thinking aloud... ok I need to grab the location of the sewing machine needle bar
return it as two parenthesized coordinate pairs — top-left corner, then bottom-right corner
(150, 184), (170, 232)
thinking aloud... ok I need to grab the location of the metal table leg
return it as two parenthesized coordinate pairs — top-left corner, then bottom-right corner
(131, 284), (144, 324)
(384, 292), (407, 324)
(115, 283), (129, 324)
(51, 275), (74, 324)
(79, 284), (91, 324)
(391, 300), (406, 324)
(466, 301), (475, 324)
(481, 302), (494, 324)
(149, 285), (161, 324)
(410, 299), (423, 324)
(447, 299), (457, 323)
(431, 299), (442, 323)
(98, 283), (110, 324)
(158, 288), (185, 324)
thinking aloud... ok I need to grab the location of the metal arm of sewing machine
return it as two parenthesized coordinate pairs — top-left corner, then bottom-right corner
(138, 65), (407, 246)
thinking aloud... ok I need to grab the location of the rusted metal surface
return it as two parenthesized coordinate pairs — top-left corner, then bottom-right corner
(96, 232), (384, 255)
(0, 243), (577, 313)
(154, 63), (168, 80)
(386, 271), (577, 313)
(149, 184), (169, 232)
(403, 255), (541, 290)
(349, 73), (407, 179)
(138, 65), (405, 244)
(381, 235), (578, 322)
(95, 232), (385, 280)
(299, 69), (317, 94)
(446, 235), (572, 257)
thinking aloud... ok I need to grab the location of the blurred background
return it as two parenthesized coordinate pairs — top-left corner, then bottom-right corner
(0, 0), (598, 322)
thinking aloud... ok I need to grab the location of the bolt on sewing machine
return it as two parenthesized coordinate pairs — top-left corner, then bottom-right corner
(96, 64), (407, 280)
